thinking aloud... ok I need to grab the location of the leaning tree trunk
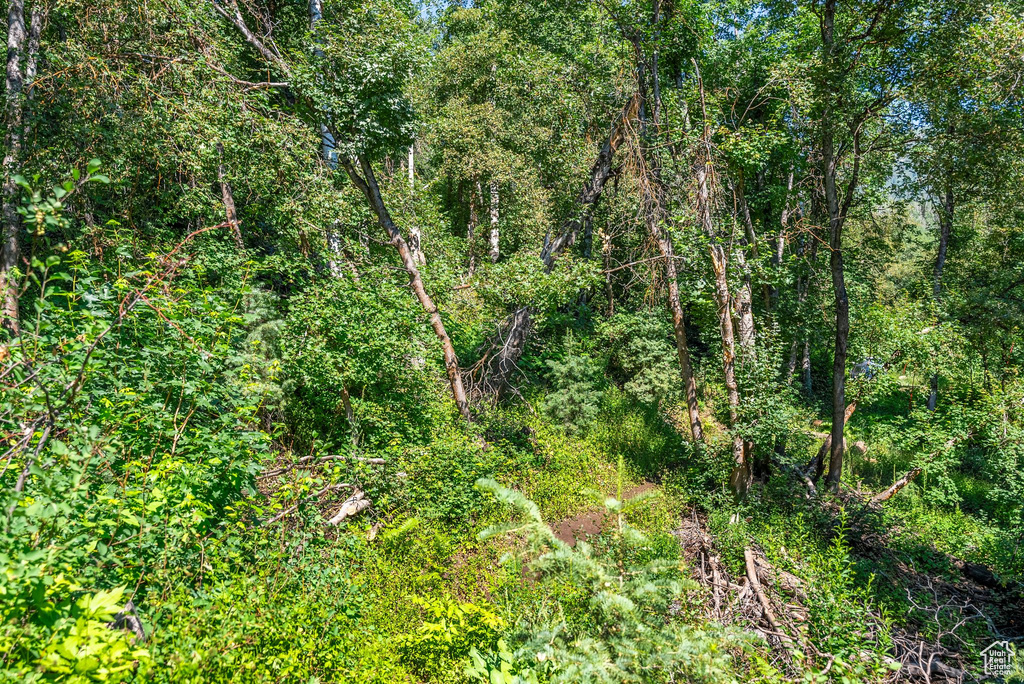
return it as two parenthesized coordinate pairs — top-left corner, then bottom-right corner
(217, 143), (245, 250)
(341, 156), (472, 423)
(2, 0), (27, 335)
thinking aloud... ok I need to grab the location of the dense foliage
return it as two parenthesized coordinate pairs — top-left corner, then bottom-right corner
(1, 0), (1023, 682)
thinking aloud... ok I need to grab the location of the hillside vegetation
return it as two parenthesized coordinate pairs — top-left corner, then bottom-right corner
(1, 0), (1023, 682)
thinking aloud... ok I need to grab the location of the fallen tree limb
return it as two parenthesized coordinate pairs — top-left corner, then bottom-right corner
(327, 489), (371, 525)
(745, 547), (791, 643)
(871, 434), (969, 504)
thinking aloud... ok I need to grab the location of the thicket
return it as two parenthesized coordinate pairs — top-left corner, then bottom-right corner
(1, 0), (1023, 682)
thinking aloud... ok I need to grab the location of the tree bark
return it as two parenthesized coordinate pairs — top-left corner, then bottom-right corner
(341, 156), (472, 423)
(2, 0), (27, 335)
(659, 226), (705, 442)
(217, 142), (245, 250)
(407, 146), (425, 266)
(731, 174), (758, 349)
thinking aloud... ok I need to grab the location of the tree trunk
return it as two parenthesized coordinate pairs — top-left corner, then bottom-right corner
(929, 172), (953, 412)
(217, 142), (245, 250)
(340, 156), (472, 424)
(732, 175), (758, 349)
(824, 139), (849, 491)
(408, 224), (425, 266)
(488, 179), (499, 262)
(2, 0), (27, 335)
(407, 145), (425, 266)
(802, 339), (812, 394)
(541, 94), (640, 267)
(695, 65), (746, 494)
(467, 179), (479, 276)
(821, 0), (854, 492)
(660, 227), (704, 442)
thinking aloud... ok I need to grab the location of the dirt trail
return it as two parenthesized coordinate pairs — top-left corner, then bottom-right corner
(551, 482), (656, 547)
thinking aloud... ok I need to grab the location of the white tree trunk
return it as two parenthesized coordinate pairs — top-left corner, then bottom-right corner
(488, 179), (499, 262)
(2, 0), (27, 334)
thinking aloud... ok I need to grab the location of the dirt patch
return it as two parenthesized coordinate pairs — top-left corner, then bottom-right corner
(553, 509), (606, 546)
(550, 482), (658, 547)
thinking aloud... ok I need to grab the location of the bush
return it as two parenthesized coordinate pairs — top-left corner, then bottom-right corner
(542, 355), (604, 434)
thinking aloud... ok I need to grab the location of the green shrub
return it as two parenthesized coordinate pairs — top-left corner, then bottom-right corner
(396, 596), (505, 679)
(542, 355), (604, 434)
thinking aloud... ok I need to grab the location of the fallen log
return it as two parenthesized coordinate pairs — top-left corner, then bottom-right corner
(265, 482), (352, 524)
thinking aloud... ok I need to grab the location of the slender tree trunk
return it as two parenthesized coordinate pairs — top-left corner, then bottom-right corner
(2, 0), (27, 335)
(732, 174), (758, 349)
(694, 63), (746, 494)
(406, 144), (425, 266)
(341, 156), (472, 423)
(488, 179), (499, 262)
(467, 179), (479, 276)
(802, 339), (812, 393)
(821, 0), (853, 491)
(217, 143), (245, 250)
(929, 171), (953, 412)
